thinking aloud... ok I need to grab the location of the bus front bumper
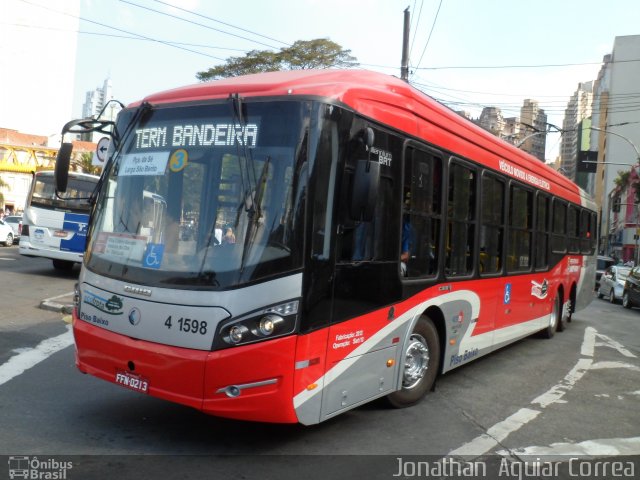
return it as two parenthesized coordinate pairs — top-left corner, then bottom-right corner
(73, 312), (300, 423)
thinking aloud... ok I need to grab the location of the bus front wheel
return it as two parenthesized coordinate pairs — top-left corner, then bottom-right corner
(386, 316), (440, 408)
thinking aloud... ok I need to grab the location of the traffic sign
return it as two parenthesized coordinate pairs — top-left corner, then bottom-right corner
(96, 137), (110, 163)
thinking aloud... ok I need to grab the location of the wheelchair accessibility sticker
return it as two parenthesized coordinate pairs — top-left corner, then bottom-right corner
(504, 283), (512, 304)
(143, 243), (164, 269)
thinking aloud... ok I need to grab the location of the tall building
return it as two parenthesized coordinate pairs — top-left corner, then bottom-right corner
(591, 36), (640, 258)
(478, 107), (505, 135)
(560, 82), (594, 181)
(80, 77), (122, 143)
(0, 1), (80, 136)
(519, 99), (547, 161)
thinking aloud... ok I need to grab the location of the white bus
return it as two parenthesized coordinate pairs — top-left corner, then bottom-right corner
(19, 170), (99, 270)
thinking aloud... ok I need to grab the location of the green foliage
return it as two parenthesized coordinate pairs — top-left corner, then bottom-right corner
(196, 38), (358, 81)
(78, 152), (102, 175)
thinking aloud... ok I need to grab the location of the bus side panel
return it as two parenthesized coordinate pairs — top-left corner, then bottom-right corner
(73, 315), (208, 410)
(202, 335), (299, 424)
(292, 329), (331, 425)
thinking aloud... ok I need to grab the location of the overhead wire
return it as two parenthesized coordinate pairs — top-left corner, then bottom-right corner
(408, 0), (423, 60)
(2, 21), (251, 52)
(150, 0), (290, 47)
(413, 0), (444, 73)
(18, 0), (227, 61)
(119, 0), (284, 50)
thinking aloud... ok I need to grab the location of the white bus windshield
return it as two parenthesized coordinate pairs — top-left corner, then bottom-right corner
(31, 173), (95, 213)
(86, 100), (308, 289)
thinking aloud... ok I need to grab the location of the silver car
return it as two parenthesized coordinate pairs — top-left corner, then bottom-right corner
(597, 265), (631, 303)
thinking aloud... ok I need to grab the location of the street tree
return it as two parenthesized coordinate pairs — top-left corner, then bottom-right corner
(196, 38), (358, 81)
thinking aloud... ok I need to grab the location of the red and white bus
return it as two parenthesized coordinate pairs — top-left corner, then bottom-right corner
(55, 69), (596, 425)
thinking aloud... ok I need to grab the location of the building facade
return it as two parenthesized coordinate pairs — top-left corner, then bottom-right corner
(519, 99), (547, 161)
(0, 128), (96, 213)
(590, 36), (640, 257)
(80, 77), (122, 143)
(560, 81), (594, 181)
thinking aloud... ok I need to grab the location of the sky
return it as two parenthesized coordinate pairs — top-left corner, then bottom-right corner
(6, 0), (640, 161)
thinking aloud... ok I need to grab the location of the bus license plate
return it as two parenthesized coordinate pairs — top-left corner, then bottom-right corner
(115, 370), (149, 393)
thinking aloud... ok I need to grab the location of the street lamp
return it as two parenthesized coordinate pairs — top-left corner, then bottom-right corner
(590, 126), (640, 163)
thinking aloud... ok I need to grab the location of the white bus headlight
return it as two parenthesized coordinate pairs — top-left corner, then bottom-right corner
(217, 299), (299, 348)
(258, 314), (283, 336)
(228, 325), (247, 344)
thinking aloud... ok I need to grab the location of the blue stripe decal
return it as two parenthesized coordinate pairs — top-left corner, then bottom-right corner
(60, 213), (89, 253)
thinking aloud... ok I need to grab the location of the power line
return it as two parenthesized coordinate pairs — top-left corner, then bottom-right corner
(415, 58), (640, 70)
(120, 0), (283, 50)
(408, 0), (423, 61)
(2, 21), (250, 52)
(150, 0), (289, 47)
(18, 0), (227, 61)
(413, 0), (444, 71)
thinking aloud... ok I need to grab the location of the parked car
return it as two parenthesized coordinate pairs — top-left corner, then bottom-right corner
(3, 215), (22, 240)
(622, 265), (640, 308)
(597, 265), (631, 303)
(0, 219), (14, 246)
(596, 255), (615, 290)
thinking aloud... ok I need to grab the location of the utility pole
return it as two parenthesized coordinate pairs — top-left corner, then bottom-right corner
(400, 7), (410, 82)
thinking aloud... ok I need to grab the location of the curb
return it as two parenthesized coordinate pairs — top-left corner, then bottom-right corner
(39, 292), (75, 314)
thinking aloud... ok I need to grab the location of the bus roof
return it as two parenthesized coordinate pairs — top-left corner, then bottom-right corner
(135, 69), (583, 201)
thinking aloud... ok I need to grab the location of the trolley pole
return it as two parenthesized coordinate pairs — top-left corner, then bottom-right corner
(400, 7), (410, 82)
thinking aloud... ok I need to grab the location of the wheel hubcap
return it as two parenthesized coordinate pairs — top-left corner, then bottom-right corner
(402, 334), (430, 389)
(550, 299), (559, 329)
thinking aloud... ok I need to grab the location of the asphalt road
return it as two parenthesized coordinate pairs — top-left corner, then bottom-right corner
(1, 245), (638, 479)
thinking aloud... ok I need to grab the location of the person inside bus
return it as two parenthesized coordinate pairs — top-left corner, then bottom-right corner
(401, 191), (415, 276)
(222, 226), (236, 244)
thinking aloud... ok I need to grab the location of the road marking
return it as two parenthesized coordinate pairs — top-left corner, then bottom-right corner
(497, 436), (640, 457)
(449, 408), (540, 457)
(448, 326), (638, 458)
(0, 326), (73, 387)
(0, 258), (15, 261)
(531, 358), (592, 408)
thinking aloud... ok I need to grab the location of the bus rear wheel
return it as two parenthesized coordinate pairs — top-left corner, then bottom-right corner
(542, 295), (560, 339)
(386, 316), (440, 408)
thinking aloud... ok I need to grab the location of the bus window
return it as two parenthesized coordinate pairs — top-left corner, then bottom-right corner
(507, 185), (532, 272)
(479, 173), (504, 275)
(567, 206), (580, 254)
(445, 161), (476, 277)
(401, 146), (442, 278)
(535, 193), (550, 269)
(551, 199), (567, 253)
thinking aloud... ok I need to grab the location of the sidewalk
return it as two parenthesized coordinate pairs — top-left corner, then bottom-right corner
(39, 291), (75, 314)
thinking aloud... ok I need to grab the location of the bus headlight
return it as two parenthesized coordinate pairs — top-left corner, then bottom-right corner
(229, 325), (248, 344)
(258, 314), (283, 336)
(217, 300), (299, 348)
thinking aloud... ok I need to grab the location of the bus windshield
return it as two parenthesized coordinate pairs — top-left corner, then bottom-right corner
(86, 100), (308, 289)
(31, 173), (95, 213)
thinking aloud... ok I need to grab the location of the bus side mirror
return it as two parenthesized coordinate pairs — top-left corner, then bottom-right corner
(55, 142), (73, 193)
(349, 159), (380, 222)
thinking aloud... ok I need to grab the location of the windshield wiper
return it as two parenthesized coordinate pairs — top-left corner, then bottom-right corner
(238, 156), (271, 276)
